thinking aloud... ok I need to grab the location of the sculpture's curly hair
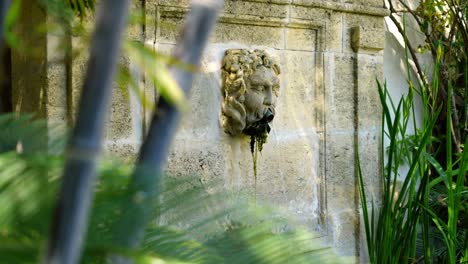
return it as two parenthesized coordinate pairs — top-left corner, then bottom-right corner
(220, 49), (280, 136)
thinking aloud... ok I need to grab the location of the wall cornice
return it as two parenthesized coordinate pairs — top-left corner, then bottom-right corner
(160, 6), (323, 28)
(291, 0), (389, 17)
(156, 0), (390, 18)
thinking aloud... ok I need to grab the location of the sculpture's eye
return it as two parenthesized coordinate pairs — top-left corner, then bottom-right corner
(253, 85), (264, 91)
(273, 85), (279, 96)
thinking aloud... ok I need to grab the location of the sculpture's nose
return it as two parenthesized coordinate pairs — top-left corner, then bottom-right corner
(264, 108), (274, 123)
(263, 86), (273, 106)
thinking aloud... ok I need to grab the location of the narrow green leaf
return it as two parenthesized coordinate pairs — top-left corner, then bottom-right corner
(423, 152), (448, 186)
(124, 41), (188, 111)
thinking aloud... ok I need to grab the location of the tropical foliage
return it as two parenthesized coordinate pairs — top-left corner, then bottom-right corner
(0, 114), (342, 264)
(0, 1), (344, 263)
(360, 0), (467, 262)
(386, 0), (467, 162)
(359, 78), (468, 263)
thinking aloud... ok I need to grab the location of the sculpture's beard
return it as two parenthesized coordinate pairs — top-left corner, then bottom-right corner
(243, 108), (275, 136)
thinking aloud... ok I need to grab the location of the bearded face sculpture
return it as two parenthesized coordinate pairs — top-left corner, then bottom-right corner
(220, 49), (281, 137)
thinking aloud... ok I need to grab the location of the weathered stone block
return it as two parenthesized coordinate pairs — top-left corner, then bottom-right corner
(46, 63), (67, 109)
(223, 1), (288, 18)
(127, 0), (145, 41)
(45, 21), (67, 120)
(213, 131), (323, 228)
(292, 0), (341, 4)
(275, 50), (321, 131)
(156, 0), (191, 8)
(153, 43), (222, 135)
(344, 0), (383, 8)
(324, 53), (355, 130)
(351, 26), (385, 53)
(158, 17), (184, 44)
(166, 137), (228, 185)
(212, 23), (284, 49)
(144, 1), (157, 42)
(70, 36), (89, 121)
(357, 129), (382, 203)
(104, 141), (139, 162)
(325, 13), (343, 52)
(343, 14), (384, 54)
(325, 133), (355, 188)
(105, 58), (143, 145)
(106, 88), (134, 141)
(328, 209), (359, 258)
(357, 54), (383, 128)
(286, 28), (317, 51)
(47, 106), (68, 124)
(158, 8), (286, 47)
(258, 135), (322, 226)
(290, 5), (329, 25)
(156, 0), (291, 8)
(178, 70), (223, 134)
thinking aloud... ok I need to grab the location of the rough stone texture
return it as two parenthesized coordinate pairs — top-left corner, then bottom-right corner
(105, 58), (133, 141)
(213, 24), (284, 49)
(324, 53), (355, 131)
(223, 1), (289, 18)
(70, 32), (90, 123)
(10, 0), (388, 260)
(356, 54), (383, 128)
(127, 0), (145, 41)
(345, 0), (383, 8)
(343, 13), (385, 54)
(46, 23), (68, 124)
(290, 5), (331, 23)
(286, 28), (317, 51)
(352, 26), (386, 53)
(325, 13), (343, 52)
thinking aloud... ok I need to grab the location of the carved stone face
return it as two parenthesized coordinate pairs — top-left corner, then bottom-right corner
(220, 49), (281, 136)
(243, 66), (280, 135)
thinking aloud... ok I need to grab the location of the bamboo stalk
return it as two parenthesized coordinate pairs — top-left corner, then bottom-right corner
(114, 0), (223, 249)
(45, 1), (131, 263)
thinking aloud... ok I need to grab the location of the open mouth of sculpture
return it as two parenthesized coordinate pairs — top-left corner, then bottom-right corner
(246, 107), (275, 174)
(243, 108), (275, 136)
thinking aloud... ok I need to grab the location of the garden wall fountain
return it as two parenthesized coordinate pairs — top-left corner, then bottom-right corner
(11, 0), (389, 260)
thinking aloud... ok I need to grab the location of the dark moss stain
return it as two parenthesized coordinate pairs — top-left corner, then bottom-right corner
(249, 127), (268, 200)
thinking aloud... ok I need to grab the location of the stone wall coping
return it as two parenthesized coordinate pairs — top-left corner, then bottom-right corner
(290, 0), (389, 17)
(161, 7), (324, 28)
(157, 0), (390, 18)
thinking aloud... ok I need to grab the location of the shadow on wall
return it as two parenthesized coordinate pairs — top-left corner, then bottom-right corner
(383, 16), (431, 177)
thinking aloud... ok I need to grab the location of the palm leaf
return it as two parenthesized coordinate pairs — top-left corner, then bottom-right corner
(0, 113), (343, 263)
(0, 152), (343, 263)
(0, 113), (66, 154)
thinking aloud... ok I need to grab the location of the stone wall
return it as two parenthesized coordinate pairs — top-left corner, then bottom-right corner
(11, 0), (388, 261)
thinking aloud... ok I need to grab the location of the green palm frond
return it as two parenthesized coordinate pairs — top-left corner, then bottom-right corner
(0, 152), (62, 263)
(0, 153), (343, 263)
(0, 114), (343, 263)
(0, 113), (66, 154)
(85, 168), (342, 263)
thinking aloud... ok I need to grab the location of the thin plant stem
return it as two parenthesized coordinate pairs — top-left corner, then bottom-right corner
(114, 0), (223, 249)
(45, 1), (131, 263)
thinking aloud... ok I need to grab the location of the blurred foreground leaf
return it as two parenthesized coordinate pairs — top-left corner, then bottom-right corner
(124, 41), (188, 111)
(0, 114), (343, 263)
